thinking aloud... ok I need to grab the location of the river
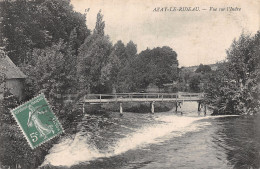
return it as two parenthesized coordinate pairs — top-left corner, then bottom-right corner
(41, 102), (260, 169)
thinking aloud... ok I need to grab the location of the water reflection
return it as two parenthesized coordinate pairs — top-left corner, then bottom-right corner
(213, 115), (260, 169)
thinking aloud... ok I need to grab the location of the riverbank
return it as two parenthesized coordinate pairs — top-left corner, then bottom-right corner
(207, 104), (245, 116)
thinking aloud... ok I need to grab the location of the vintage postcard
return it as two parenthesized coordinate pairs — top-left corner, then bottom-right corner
(0, 0), (259, 168)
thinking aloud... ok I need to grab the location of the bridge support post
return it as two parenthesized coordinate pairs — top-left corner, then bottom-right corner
(204, 104), (207, 116)
(151, 101), (155, 114)
(175, 102), (178, 113)
(120, 103), (123, 115)
(83, 103), (85, 114)
(83, 95), (86, 114)
(198, 101), (201, 111)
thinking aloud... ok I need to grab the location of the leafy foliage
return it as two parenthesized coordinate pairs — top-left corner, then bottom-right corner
(195, 64), (212, 73)
(100, 40), (138, 92)
(1, 0), (89, 65)
(125, 40), (137, 61)
(189, 74), (201, 92)
(77, 10), (114, 94)
(94, 10), (105, 36)
(77, 35), (113, 93)
(117, 46), (178, 92)
(205, 32), (260, 115)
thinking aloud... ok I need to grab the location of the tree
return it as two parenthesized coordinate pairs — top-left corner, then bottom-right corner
(205, 31), (260, 115)
(113, 40), (127, 62)
(102, 40), (138, 92)
(117, 46), (179, 92)
(195, 64), (212, 73)
(1, 0), (89, 65)
(189, 74), (201, 92)
(101, 41), (126, 91)
(21, 40), (67, 102)
(77, 10), (113, 93)
(94, 10), (105, 36)
(125, 40), (137, 61)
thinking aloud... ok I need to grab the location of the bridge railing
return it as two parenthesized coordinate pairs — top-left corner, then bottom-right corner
(85, 93), (204, 101)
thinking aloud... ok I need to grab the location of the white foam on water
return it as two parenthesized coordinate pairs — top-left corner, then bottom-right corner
(112, 116), (203, 155)
(42, 132), (103, 167)
(42, 114), (239, 167)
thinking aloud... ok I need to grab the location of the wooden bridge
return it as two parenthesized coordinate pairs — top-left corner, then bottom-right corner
(83, 93), (205, 114)
(84, 93), (203, 103)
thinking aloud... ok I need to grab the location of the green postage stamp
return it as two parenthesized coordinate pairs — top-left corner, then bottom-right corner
(11, 94), (63, 149)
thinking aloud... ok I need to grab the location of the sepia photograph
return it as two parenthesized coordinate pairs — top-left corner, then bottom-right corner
(0, 0), (259, 168)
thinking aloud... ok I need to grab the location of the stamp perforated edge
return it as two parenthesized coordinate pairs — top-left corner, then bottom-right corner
(10, 93), (64, 149)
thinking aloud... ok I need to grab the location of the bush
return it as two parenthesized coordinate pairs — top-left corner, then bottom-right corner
(205, 32), (260, 115)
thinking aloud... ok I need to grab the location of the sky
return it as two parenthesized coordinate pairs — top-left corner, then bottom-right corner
(71, 0), (260, 67)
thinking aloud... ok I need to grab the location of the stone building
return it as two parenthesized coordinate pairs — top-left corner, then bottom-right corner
(0, 52), (26, 101)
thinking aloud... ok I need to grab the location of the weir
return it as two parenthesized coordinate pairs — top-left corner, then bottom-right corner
(83, 93), (205, 114)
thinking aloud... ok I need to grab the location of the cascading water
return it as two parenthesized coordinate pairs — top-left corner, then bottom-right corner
(41, 102), (240, 168)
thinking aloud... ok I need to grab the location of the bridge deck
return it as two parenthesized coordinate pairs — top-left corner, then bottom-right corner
(84, 93), (203, 104)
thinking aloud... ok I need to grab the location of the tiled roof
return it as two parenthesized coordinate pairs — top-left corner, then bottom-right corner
(0, 52), (26, 79)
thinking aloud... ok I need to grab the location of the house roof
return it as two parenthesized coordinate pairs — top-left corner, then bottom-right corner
(0, 52), (27, 79)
